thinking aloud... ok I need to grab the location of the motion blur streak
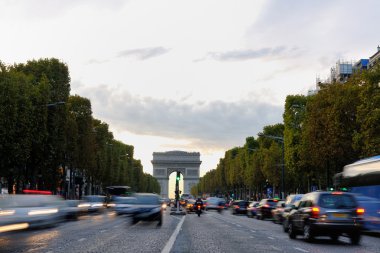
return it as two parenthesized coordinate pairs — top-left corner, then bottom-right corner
(28, 209), (58, 216)
(0, 210), (15, 216)
(0, 223), (29, 233)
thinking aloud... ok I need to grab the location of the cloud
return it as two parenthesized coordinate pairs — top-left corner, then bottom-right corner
(198, 46), (300, 62)
(78, 85), (283, 150)
(117, 47), (171, 60)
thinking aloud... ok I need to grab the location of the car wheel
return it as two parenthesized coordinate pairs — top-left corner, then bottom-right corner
(283, 220), (289, 232)
(350, 232), (361, 245)
(288, 221), (296, 239)
(303, 223), (314, 242)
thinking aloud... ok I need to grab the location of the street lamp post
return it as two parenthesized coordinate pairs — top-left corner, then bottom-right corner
(258, 134), (285, 199)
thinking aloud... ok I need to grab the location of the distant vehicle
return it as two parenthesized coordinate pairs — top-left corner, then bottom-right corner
(62, 200), (88, 219)
(287, 191), (363, 244)
(129, 193), (163, 226)
(334, 156), (380, 232)
(272, 201), (285, 223)
(256, 199), (278, 220)
(247, 201), (259, 218)
(81, 195), (107, 213)
(231, 200), (249, 215)
(282, 194), (304, 232)
(185, 199), (197, 213)
(105, 186), (132, 207)
(205, 197), (225, 212)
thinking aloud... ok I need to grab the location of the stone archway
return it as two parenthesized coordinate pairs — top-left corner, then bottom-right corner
(152, 151), (201, 198)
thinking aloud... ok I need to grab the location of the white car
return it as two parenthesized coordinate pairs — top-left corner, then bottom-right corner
(0, 194), (66, 233)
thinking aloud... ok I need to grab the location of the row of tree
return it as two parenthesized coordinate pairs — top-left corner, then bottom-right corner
(0, 58), (160, 197)
(192, 64), (380, 200)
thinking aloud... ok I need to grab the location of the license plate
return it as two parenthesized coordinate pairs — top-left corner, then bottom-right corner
(332, 213), (348, 218)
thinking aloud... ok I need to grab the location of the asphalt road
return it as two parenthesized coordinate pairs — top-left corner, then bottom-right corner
(0, 209), (379, 253)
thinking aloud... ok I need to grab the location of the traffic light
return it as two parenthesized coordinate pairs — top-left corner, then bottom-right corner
(176, 174), (180, 181)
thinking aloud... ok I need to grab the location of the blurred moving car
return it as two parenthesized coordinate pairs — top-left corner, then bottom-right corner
(231, 200), (249, 215)
(256, 199), (278, 220)
(205, 197), (225, 212)
(129, 193), (163, 226)
(247, 201), (259, 218)
(113, 197), (137, 215)
(287, 191), (364, 244)
(0, 194), (66, 233)
(185, 199), (197, 213)
(282, 194), (304, 232)
(81, 195), (107, 213)
(272, 200), (285, 223)
(354, 195), (380, 233)
(62, 200), (88, 219)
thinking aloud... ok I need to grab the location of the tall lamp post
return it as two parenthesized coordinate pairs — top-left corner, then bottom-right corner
(258, 134), (285, 199)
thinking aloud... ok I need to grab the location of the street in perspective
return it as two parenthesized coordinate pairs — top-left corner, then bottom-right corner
(1, 1), (380, 253)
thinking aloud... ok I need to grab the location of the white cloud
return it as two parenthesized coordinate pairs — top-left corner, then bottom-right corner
(117, 47), (171, 60)
(78, 85), (283, 150)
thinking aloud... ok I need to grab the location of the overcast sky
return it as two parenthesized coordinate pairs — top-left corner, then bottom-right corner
(1, 0), (379, 178)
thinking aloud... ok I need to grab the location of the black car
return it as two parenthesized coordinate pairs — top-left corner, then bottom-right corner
(129, 193), (163, 226)
(282, 194), (304, 232)
(231, 200), (249, 215)
(256, 199), (278, 220)
(287, 191), (363, 244)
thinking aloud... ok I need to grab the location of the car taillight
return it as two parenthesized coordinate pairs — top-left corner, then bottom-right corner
(356, 208), (365, 215)
(234, 205), (239, 209)
(263, 204), (269, 208)
(311, 207), (320, 218)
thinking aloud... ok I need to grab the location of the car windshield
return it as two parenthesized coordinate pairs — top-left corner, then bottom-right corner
(319, 194), (357, 209)
(115, 197), (136, 204)
(134, 195), (160, 205)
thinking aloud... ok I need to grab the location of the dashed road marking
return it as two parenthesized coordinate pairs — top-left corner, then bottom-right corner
(78, 238), (86, 242)
(249, 236), (255, 238)
(271, 246), (281, 251)
(161, 215), (186, 253)
(251, 230), (256, 233)
(294, 247), (309, 253)
(236, 224), (242, 227)
(268, 236), (275, 240)
(171, 216), (182, 220)
(100, 229), (107, 233)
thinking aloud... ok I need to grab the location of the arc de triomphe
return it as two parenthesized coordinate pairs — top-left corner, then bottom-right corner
(152, 151), (201, 198)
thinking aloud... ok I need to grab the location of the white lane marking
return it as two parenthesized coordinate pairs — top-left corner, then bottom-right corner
(78, 238), (86, 242)
(100, 229), (107, 233)
(271, 246), (281, 251)
(294, 247), (309, 253)
(249, 236), (254, 238)
(171, 215), (182, 220)
(268, 236), (275, 240)
(251, 230), (256, 233)
(113, 225), (120, 228)
(236, 224), (242, 227)
(161, 215), (186, 253)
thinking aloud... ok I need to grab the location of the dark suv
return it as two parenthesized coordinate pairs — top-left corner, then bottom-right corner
(287, 191), (364, 244)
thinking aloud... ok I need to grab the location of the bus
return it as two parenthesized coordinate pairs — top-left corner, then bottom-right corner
(105, 186), (132, 206)
(334, 156), (380, 232)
